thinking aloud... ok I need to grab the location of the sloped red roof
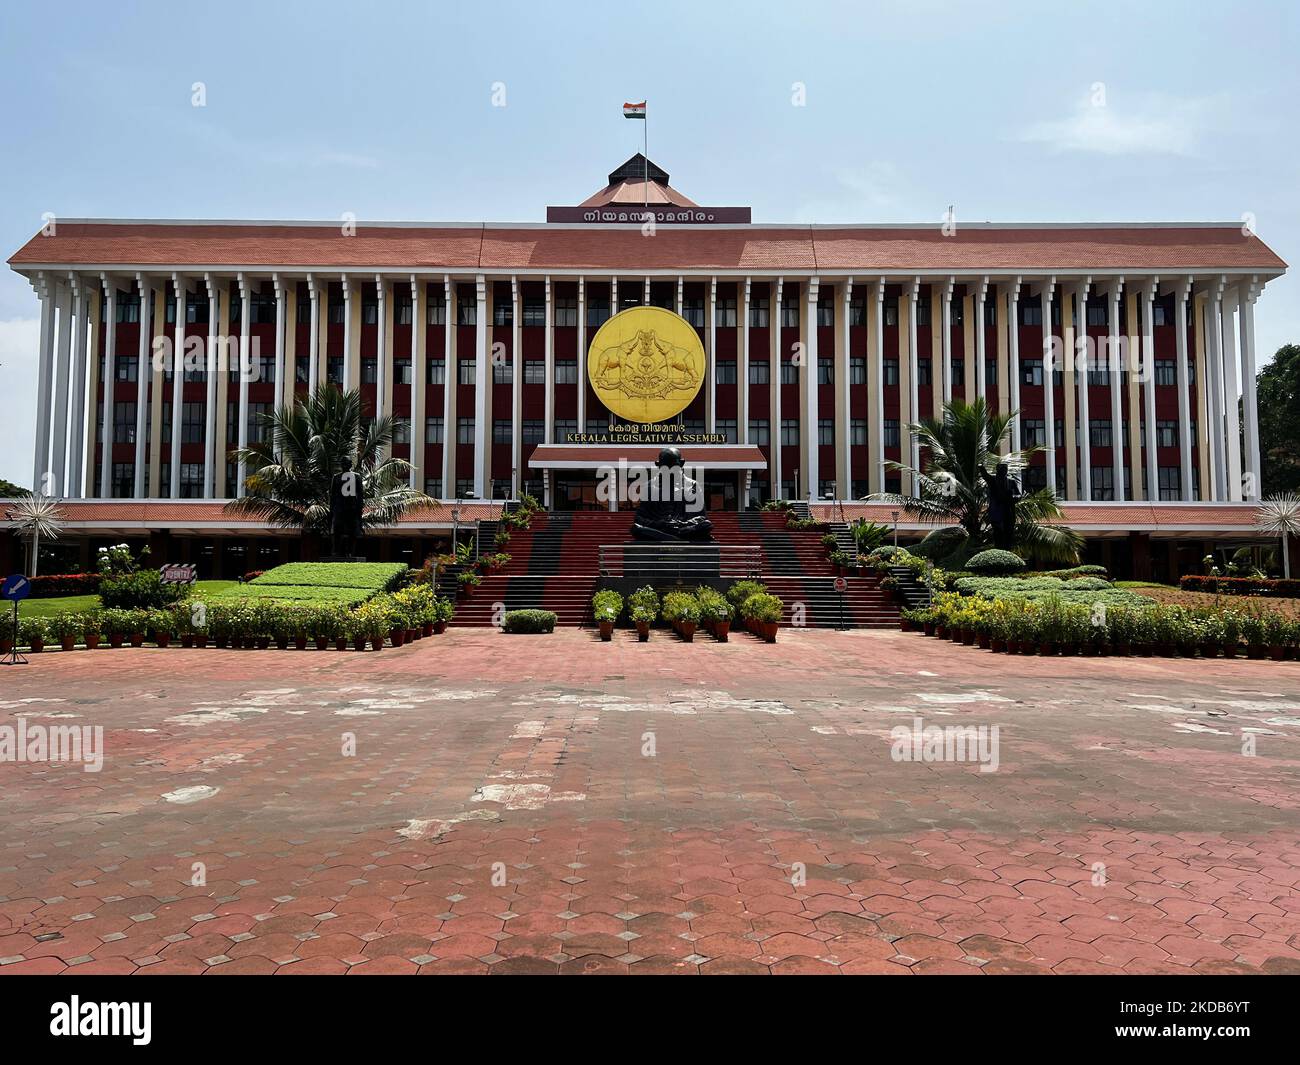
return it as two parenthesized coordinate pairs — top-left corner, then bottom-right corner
(579, 180), (697, 208)
(9, 222), (1286, 273)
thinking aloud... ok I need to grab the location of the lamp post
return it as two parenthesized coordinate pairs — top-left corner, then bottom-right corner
(891, 509), (900, 548)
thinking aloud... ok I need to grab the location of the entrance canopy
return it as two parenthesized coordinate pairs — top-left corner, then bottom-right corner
(528, 444), (768, 471)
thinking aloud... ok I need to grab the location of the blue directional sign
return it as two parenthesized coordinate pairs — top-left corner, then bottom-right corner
(1, 574), (31, 601)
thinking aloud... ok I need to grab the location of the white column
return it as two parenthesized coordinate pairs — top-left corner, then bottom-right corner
(804, 277), (820, 500)
(273, 273), (287, 406)
(907, 276), (922, 481)
(1108, 280), (1125, 500)
(51, 278), (73, 497)
(69, 275), (90, 498)
(643, 276), (650, 306)
(1240, 277), (1262, 501)
(169, 274), (186, 497)
(676, 275), (683, 315)
(1143, 278), (1161, 501)
(203, 274), (219, 498)
(373, 275), (386, 426)
(940, 277), (955, 405)
(1207, 278), (1227, 500)
(32, 274), (56, 492)
(306, 274), (321, 389)
(341, 275), (354, 387)
(741, 277), (752, 444)
(872, 278), (886, 494)
(974, 276), (989, 400)
(133, 274), (151, 498)
(543, 275), (554, 442)
(1075, 282), (1093, 500)
(1220, 285), (1242, 501)
(835, 277), (851, 493)
(441, 276), (454, 496)
(511, 276), (522, 494)
(409, 276), (424, 491)
(706, 276), (718, 433)
(772, 277), (783, 496)
(1174, 276), (1195, 501)
(99, 277), (117, 498)
(236, 273), (251, 498)
(1007, 277), (1022, 452)
(576, 276), (586, 434)
(1041, 278), (1058, 496)
(473, 274), (488, 498)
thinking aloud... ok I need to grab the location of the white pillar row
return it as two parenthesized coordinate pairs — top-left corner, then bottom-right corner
(169, 273), (186, 498)
(1174, 276), (1195, 501)
(441, 275), (454, 497)
(203, 274), (219, 499)
(99, 276), (117, 498)
(473, 273), (488, 498)
(1074, 281), (1093, 501)
(409, 276), (424, 491)
(132, 273), (151, 498)
(273, 273), (287, 408)
(1207, 277), (1227, 500)
(974, 276), (989, 400)
(236, 272), (252, 498)
(907, 276), (922, 485)
(740, 276), (752, 445)
(543, 275), (554, 443)
(50, 277), (73, 497)
(32, 273), (56, 493)
(1220, 285), (1242, 501)
(340, 274), (354, 388)
(871, 277), (886, 495)
(803, 276), (820, 500)
(706, 276), (717, 433)
(771, 277), (783, 496)
(1040, 277), (1058, 497)
(1106, 278), (1125, 500)
(306, 274), (321, 390)
(68, 274), (91, 498)
(940, 277), (955, 405)
(1239, 277), (1262, 500)
(1142, 277), (1161, 501)
(373, 275), (386, 432)
(1007, 276), (1022, 453)
(834, 276), (851, 495)
(576, 276), (586, 435)
(511, 276), (522, 495)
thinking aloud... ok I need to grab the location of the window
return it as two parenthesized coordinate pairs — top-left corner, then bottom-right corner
(779, 296), (800, 328)
(1020, 300), (1043, 327)
(115, 295), (141, 324)
(251, 293), (277, 325)
(362, 359), (378, 385)
(181, 402), (204, 444)
(457, 297), (477, 326)
(427, 360), (446, 386)
(818, 479), (837, 499)
(1089, 420), (1112, 448)
(949, 299), (964, 327)
(780, 360), (798, 385)
(884, 359), (899, 386)
(849, 295), (866, 327)
(427, 299), (446, 326)
(392, 418), (410, 445)
(111, 462), (133, 498)
(916, 297), (931, 327)
(850, 419), (867, 446)
(749, 297), (770, 328)
(586, 296), (610, 327)
(983, 300), (996, 328)
(554, 419), (577, 440)
(1023, 465), (1047, 492)
(1154, 360), (1176, 386)
(1157, 420), (1177, 448)
(396, 298), (413, 326)
(554, 297), (577, 327)
(113, 401), (136, 445)
(327, 356), (343, 384)
(850, 357), (867, 385)
(1054, 419), (1065, 447)
(1091, 466), (1115, 500)
(917, 358), (932, 386)
(493, 301), (513, 327)
(818, 419), (834, 446)
(748, 419), (770, 445)
(851, 479), (869, 499)
(717, 418), (738, 443)
(522, 420), (544, 445)
(1087, 367), (1110, 387)
(715, 298), (737, 327)
(456, 478), (474, 498)
(682, 298), (704, 327)
(396, 359), (413, 385)
(951, 358), (964, 383)
(1158, 467), (1181, 500)
(885, 297), (900, 327)
(586, 418), (608, 436)
(296, 359), (310, 384)
(555, 360), (578, 385)
(716, 361), (737, 385)
(1153, 298), (1172, 327)
(817, 359), (834, 386)
(116, 358), (138, 383)
(816, 298), (833, 328)
(248, 403), (271, 445)
(524, 361), (545, 385)
(522, 298), (545, 327)
(1022, 419), (1046, 447)
(361, 298), (378, 326)
(458, 360), (476, 386)
(424, 477), (443, 498)
(1021, 359), (1043, 386)
(457, 417), (475, 445)
(492, 419), (512, 444)
(226, 401), (237, 444)
(884, 419), (900, 447)
(780, 419), (800, 446)
(492, 359), (512, 384)
(749, 359), (769, 385)
(425, 417), (444, 444)
(1086, 303), (1108, 328)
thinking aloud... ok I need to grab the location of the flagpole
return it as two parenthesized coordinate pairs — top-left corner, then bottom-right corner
(643, 101), (648, 213)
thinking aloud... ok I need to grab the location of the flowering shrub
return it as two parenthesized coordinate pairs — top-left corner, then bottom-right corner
(1180, 575), (1300, 597)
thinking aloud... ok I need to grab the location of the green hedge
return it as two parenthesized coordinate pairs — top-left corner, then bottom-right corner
(248, 562), (408, 591)
(502, 609), (556, 634)
(953, 575), (1147, 607)
(965, 549), (1026, 575)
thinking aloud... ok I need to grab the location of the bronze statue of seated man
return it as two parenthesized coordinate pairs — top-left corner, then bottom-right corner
(629, 447), (714, 543)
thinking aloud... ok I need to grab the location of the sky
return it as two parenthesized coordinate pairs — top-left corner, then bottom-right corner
(1, 0), (1297, 488)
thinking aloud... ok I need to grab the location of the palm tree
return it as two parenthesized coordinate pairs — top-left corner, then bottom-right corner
(224, 385), (433, 536)
(869, 396), (1081, 564)
(1256, 493), (1300, 579)
(5, 494), (66, 577)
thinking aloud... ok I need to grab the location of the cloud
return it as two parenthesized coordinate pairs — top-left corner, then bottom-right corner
(792, 161), (906, 222)
(1019, 91), (1216, 156)
(0, 318), (39, 491)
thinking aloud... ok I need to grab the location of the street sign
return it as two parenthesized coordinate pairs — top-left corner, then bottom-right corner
(160, 564), (197, 585)
(832, 576), (848, 593)
(1, 573), (31, 601)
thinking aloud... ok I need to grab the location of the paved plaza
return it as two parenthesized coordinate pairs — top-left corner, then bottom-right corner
(1, 630), (1298, 975)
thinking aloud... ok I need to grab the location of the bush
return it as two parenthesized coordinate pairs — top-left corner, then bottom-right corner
(100, 569), (189, 609)
(502, 609), (556, 634)
(850, 520), (891, 553)
(695, 586), (732, 623)
(19, 616), (48, 646)
(661, 591), (700, 625)
(966, 549), (1026, 575)
(28, 573), (101, 599)
(910, 526), (971, 566)
(249, 562), (408, 592)
(726, 580), (767, 611)
(952, 575), (1148, 607)
(1180, 575), (1300, 597)
(1042, 564), (1108, 579)
(740, 592), (784, 624)
(592, 589), (624, 623)
(628, 585), (660, 621)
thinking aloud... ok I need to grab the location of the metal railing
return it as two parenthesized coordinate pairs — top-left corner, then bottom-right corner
(598, 543), (763, 581)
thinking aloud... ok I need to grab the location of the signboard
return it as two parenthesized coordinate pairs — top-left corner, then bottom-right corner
(833, 576), (848, 593)
(545, 205), (751, 225)
(1, 573), (31, 601)
(159, 564), (197, 585)
(588, 306), (706, 424)
(564, 422), (727, 446)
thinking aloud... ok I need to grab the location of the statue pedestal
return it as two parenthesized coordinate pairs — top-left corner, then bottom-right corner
(319, 555), (367, 564)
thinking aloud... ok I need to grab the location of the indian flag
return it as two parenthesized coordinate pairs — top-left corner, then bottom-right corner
(623, 101), (646, 120)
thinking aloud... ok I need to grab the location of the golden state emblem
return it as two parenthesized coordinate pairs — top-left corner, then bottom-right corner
(587, 306), (706, 423)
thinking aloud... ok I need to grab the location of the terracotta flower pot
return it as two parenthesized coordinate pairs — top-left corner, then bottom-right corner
(1114, 643), (1131, 657)
(434, 621), (447, 635)
(406, 628), (418, 643)
(85, 635), (100, 650)
(276, 635), (289, 650)
(315, 636), (330, 650)
(599, 620), (614, 641)
(1269, 645), (1286, 661)
(714, 620), (730, 642)
(30, 638), (44, 653)
(108, 633), (124, 649)
(294, 635), (308, 650)
(155, 633), (171, 648)
(764, 621), (778, 643)
(1247, 645), (1266, 660)
(923, 623), (935, 637)
(679, 621), (696, 642)
(180, 633), (194, 648)
(130, 633), (144, 648)
(977, 634), (990, 649)
(636, 622), (650, 642)
(354, 635), (368, 652)
(390, 627), (405, 647)
(990, 638), (1005, 653)
(1221, 643), (1238, 659)
(61, 636), (76, 652)
(214, 636), (229, 649)
(334, 637), (348, 651)
(422, 623), (434, 637)
(962, 630), (975, 645)
(372, 635), (385, 651)
(1038, 642), (1055, 656)
(899, 618), (913, 632)
(256, 636), (271, 650)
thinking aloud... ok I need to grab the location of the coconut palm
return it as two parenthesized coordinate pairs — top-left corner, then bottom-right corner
(1256, 493), (1300, 579)
(224, 384), (433, 536)
(868, 396), (1082, 564)
(4, 493), (66, 577)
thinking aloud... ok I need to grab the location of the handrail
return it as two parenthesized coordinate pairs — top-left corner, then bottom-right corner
(598, 543), (763, 580)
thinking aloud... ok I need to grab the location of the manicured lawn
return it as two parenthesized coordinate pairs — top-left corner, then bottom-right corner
(20, 580), (240, 618)
(211, 562), (409, 606)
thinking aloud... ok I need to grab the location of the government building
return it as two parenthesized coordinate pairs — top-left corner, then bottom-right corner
(3, 155), (1288, 581)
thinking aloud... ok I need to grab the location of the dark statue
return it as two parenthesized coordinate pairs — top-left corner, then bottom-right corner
(979, 462), (1021, 551)
(329, 458), (365, 557)
(629, 447), (715, 543)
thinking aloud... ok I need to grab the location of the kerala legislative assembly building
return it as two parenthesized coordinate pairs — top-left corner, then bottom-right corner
(2, 154), (1290, 579)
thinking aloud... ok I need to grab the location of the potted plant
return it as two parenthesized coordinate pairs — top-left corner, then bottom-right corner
(310, 606), (337, 650)
(19, 616), (47, 653)
(592, 589), (623, 641)
(352, 607), (372, 652)
(150, 607), (175, 648)
(99, 608), (129, 649)
(629, 586), (659, 641)
(661, 591), (699, 641)
(434, 597), (454, 634)
(1264, 614), (1289, 661)
(743, 593), (783, 643)
(82, 611), (103, 650)
(697, 589), (731, 642)
(292, 609), (309, 650)
(1220, 611), (1243, 659)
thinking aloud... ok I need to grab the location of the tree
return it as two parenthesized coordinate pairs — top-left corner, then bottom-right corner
(1256, 343), (1300, 494)
(1255, 493), (1300, 579)
(224, 385), (433, 537)
(870, 396), (1082, 565)
(4, 494), (66, 577)
(0, 479), (29, 498)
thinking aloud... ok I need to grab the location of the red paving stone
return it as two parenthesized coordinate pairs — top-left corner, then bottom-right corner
(0, 628), (1298, 975)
